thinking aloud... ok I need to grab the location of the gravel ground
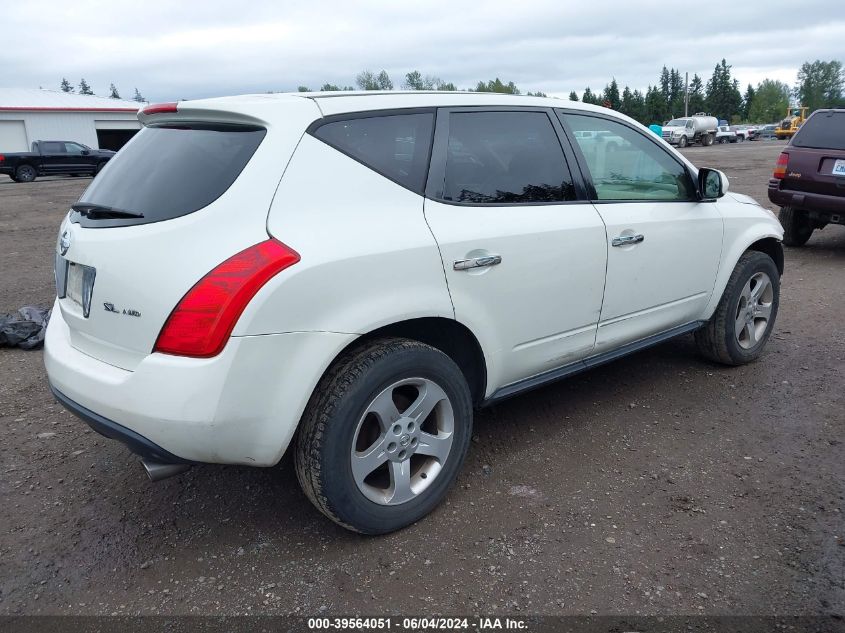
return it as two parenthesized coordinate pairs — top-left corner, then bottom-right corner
(0, 141), (843, 616)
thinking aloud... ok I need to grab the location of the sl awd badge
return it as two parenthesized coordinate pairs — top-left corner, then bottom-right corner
(104, 302), (141, 317)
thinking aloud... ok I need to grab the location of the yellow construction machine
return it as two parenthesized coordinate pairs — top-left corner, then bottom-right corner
(775, 106), (809, 140)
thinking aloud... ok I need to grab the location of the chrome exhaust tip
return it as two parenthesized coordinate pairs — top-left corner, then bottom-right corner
(141, 459), (191, 482)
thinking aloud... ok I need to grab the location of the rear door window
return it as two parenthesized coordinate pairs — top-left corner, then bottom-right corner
(311, 112), (434, 194)
(41, 142), (64, 153)
(440, 111), (577, 204)
(792, 111), (845, 150)
(75, 124), (266, 227)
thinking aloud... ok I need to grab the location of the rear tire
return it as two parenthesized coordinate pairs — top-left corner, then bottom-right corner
(779, 206), (814, 246)
(695, 251), (780, 366)
(15, 164), (36, 182)
(701, 134), (714, 147)
(295, 338), (473, 534)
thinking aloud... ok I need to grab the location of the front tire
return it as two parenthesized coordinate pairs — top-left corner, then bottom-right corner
(678, 135), (688, 148)
(695, 251), (780, 366)
(295, 338), (473, 534)
(779, 206), (814, 246)
(15, 164), (36, 182)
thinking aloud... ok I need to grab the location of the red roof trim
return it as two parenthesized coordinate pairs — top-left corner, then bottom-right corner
(0, 106), (139, 112)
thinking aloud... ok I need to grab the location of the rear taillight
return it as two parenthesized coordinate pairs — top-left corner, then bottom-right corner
(153, 239), (300, 358)
(773, 152), (789, 179)
(0, 154), (5, 162)
(141, 102), (178, 116)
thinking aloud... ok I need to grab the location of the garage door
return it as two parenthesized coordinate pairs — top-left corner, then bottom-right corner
(0, 120), (28, 152)
(95, 120), (141, 151)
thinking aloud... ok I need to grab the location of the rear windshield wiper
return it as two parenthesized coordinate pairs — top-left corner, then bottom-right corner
(71, 203), (144, 219)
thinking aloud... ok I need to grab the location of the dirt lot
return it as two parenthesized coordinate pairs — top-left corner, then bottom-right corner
(0, 141), (843, 616)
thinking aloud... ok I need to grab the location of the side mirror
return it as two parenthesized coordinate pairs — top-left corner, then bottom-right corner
(698, 168), (729, 200)
(81, 149), (90, 155)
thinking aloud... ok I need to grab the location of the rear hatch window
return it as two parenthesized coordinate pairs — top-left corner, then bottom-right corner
(73, 124), (266, 228)
(792, 111), (845, 151)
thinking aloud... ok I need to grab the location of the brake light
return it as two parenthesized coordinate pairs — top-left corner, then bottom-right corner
(0, 154), (5, 162)
(154, 239), (300, 357)
(141, 102), (178, 116)
(773, 152), (789, 179)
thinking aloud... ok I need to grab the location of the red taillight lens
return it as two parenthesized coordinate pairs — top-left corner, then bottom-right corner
(0, 154), (5, 162)
(773, 152), (789, 179)
(141, 102), (178, 116)
(153, 239), (300, 358)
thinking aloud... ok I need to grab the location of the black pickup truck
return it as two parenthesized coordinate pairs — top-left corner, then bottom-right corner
(0, 140), (115, 182)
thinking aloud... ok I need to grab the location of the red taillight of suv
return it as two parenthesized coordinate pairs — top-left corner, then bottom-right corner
(773, 152), (789, 179)
(154, 239), (300, 358)
(141, 102), (179, 116)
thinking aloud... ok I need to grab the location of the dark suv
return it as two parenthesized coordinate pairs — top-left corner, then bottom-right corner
(768, 109), (845, 246)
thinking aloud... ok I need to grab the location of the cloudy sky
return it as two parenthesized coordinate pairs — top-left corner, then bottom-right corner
(2, 0), (843, 102)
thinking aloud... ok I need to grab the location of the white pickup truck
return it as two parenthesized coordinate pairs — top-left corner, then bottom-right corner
(715, 126), (738, 144)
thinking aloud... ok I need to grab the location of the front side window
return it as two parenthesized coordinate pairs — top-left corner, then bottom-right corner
(560, 112), (696, 201)
(65, 142), (86, 154)
(442, 111), (576, 204)
(312, 113), (434, 194)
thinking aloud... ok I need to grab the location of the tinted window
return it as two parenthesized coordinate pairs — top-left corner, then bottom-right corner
(41, 142), (64, 153)
(442, 111), (576, 203)
(76, 124), (265, 226)
(792, 111), (845, 151)
(313, 113), (433, 193)
(65, 142), (85, 154)
(561, 112), (696, 201)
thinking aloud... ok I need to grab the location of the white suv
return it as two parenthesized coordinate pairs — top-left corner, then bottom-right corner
(45, 92), (784, 534)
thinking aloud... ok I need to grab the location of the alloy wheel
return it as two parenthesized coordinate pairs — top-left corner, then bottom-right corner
(351, 377), (454, 506)
(734, 272), (774, 349)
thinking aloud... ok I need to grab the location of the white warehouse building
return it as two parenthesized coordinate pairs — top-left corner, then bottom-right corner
(0, 88), (142, 153)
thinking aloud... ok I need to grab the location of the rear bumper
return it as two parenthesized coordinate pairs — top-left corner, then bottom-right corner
(44, 301), (357, 466)
(768, 180), (845, 217)
(50, 384), (192, 464)
(0, 166), (15, 176)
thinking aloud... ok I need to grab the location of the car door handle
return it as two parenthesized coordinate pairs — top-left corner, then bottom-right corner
(453, 255), (502, 271)
(611, 234), (645, 247)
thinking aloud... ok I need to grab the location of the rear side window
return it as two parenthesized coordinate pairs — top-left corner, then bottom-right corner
(792, 111), (845, 150)
(76, 124), (266, 226)
(41, 141), (64, 153)
(442, 111), (576, 204)
(312, 113), (434, 193)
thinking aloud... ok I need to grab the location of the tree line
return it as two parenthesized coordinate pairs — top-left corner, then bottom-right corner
(573, 59), (843, 125)
(56, 57), (842, 123)
(59, 78), (146, 102)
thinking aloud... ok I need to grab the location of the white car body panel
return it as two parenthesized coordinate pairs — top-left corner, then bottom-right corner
(42, 91), (783, 468)
(593, 200), (723, 350)
(247, 134), (454, 336)
(424, 198), (607, 392)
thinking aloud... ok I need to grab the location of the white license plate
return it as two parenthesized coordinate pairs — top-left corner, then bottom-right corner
(833, 159), (845, 177)
(66, 262), (96, 317)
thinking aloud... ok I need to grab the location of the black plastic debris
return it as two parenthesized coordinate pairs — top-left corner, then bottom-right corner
(0, 306), (51, 350)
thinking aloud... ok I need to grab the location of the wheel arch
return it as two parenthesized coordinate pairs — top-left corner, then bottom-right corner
(328, 317), (488, 407)
(703, 229), (784, 320)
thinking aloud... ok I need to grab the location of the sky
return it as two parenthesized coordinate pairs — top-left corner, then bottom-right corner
(1, 0), (843, 102)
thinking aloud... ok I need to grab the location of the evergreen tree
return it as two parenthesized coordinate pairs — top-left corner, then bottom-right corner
(688, 74), (706, 114)
(742, 84), (756, 120)
(475, 78), (520, 94)
(568, 91), (579, 101)
(603, 78), (621, 110)
(582, 87), (596, 104)
(644, 85), (665, 124)
(78, 78), (93, 95)
(108, 83), (120, 99)
(60, 78), (73, 93)
(297, 86), (310, 92)
(705, 59), (742, 121)
(133, 88), (145, 103)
